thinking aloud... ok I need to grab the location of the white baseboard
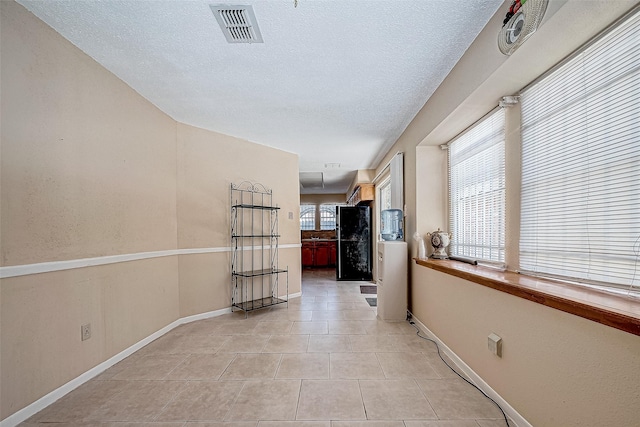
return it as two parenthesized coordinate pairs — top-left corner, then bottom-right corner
(0, 306), (230, 427)
(408, 311), (532, 427)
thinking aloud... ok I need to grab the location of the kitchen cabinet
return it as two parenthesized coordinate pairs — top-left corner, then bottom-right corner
(301, 244), (313, 266)
(347, 183), (374, 206)
(302, 240), (337, 267)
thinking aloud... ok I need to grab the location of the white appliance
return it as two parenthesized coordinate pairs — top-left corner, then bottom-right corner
(376, 241), (407, 321)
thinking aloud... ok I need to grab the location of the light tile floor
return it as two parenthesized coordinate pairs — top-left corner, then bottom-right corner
(21, 268), (507, 427)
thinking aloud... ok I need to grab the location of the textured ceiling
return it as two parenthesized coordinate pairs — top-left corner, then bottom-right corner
(17, 0), (503, 194)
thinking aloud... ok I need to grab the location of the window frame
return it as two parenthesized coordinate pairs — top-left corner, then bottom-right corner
(447, 108), (506, 265)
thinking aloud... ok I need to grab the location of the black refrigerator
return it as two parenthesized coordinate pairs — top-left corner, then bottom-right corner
(336, 206), (372, 281)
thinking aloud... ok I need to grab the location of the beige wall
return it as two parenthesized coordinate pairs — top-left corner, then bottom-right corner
(373, 1), (640, 426)
(412, 266), (640, 427)
(0, 1), (300, 421)
(176, 123), (301, 317)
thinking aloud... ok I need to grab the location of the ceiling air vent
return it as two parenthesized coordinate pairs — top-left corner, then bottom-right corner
(210, 5), (264, 44)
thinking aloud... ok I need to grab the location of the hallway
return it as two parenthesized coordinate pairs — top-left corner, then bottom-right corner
(22, 268), (505, 426)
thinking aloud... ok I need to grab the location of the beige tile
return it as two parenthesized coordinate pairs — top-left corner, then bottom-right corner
(259, 422), (330, 427)
(138, 333), (186, 355)
(312, 311), (344, 321)
(111, 354), (189, 380)
(139, 333), (229, 355)
(173, 319), (223, 335)
(166, 353), (235, 380)
(187, 423), (258, 427)
(328, 321), (367, 335)
(476, 419), (510, 427)
(308, 335), (352, 353)
(362, 320), (408, 335)
(403, 421), (481, 427)
(220, 353), (282, 379)
(101, 423), (186, 426)
(421, 352), (460, 379)
(341, 310), (377, 321)
(393, 321), (417, 334)
(226, 380), (301, 421)
(376, 352), (440, 379)
(290, 321), (328, 334)
(276, 353), (330, 379)
(262, 335), (309, 353)
(252, 320), (294, 334)
(217, 335), (270, 353)
(331, 422), (406, 427)
(93, 355), (143, 380)
(156, 381), (244, 421)
(87, 380), (186, 421)
(27, 380), (124, 423)
(416, 379), (504, 419)
(211, 320), (259, 335)
(263, 309), (313, 322)
(394, 334), (438, 353)
(359, 379), (437, 420)
(296, 380), (366, 420)
(349, 335), (407, 352)
(330, 353), (385, 379)
(299, 302), (329, 311)
(328, 302), (356, 310)
(181, 334), (231, 353)
(23, 269), (512, 427)
(183, 423), (257, 427)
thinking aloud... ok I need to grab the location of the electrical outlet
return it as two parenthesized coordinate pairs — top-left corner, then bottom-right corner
(81, 323), (91, 341)
(488, 333), (502, 357)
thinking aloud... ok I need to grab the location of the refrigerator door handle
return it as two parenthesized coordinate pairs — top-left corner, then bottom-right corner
(337, 238), (342, 279)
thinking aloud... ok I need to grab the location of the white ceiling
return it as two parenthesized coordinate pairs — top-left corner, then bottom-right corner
(17, 0), (503, 194)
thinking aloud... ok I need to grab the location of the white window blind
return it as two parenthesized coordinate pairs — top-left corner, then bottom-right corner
(449, 108), (505, 263)
(520, 9), (640, 293)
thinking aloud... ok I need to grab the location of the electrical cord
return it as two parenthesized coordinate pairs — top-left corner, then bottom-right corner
(408, 319), (510, 427)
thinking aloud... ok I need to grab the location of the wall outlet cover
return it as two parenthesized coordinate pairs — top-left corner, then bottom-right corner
(488, 332), (502, 357)
(81, 323), (91, 341)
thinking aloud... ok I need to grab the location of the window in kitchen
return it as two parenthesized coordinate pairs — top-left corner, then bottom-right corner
(448, 108), (505, 264)
(320, 204), (338, 230)
(519, 9), (640, 293)
(300, 204), (315, 231)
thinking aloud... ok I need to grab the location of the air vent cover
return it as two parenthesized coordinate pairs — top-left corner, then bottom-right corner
(210, 5), (264, 44)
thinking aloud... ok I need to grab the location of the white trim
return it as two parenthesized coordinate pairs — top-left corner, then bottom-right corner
(0, 244), (301, 279)
(0, 291), (304, 427)
(0, 305), (232, 427)
(408, 311), (532, 427)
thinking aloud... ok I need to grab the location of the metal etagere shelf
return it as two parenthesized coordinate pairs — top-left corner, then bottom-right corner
(230, 181), (288, 314)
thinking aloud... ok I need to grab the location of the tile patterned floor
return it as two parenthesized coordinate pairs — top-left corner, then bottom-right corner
(21, 268), (507, 427)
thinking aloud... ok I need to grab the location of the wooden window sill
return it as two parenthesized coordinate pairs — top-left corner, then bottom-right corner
(414, 258), (640, 336)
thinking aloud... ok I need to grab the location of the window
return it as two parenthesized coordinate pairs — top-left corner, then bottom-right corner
(449, 108), (505, 264)
(319, 204), (338, 230)
(519, 10), (639, 292)
(300, 205), (315, 231)
(379, 178), (392, 211)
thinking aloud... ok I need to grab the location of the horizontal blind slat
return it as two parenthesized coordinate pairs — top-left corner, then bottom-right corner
(519, 8), (640, 289)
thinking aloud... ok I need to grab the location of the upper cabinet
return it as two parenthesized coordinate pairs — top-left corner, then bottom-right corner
(347, 183), (374, 206)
